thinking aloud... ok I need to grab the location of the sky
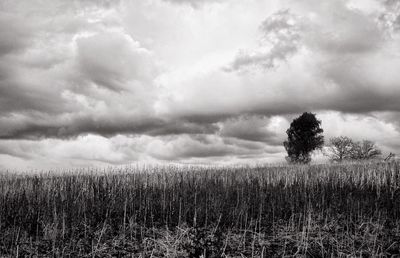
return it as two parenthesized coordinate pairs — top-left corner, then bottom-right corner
(0, 0), (400, 170)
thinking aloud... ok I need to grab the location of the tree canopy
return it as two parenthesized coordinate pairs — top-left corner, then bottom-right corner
(283, 112), (324, 164)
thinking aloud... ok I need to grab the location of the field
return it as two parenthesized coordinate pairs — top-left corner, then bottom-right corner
(0, 162), (399, 257)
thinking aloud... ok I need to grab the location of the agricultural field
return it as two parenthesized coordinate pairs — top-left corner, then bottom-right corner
(0, 161), (399, 257)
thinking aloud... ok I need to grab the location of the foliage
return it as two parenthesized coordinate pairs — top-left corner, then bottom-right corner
(181, 227), (223, 257)
(284, 112), (324, 164)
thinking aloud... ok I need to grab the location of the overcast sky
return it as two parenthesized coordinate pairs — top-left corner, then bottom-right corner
(1, 0), (400, 169)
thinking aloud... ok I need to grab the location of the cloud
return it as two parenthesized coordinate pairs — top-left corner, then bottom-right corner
(162, 0), (222, 8)
(0, 13), (34, 56)
(226, 9), (301, 71)
(0, 114), (220, 140)
(0, 1), (163, 140)
(0, 61), (76, 115)
(1, 0), (400, 168)
(218, 115), (286, 145)
(76, 32), (158, 92)
(0, 135), (138, 169)
(0, 133), (285, 169)
(163, 0), (400, 118)
(380, 0), (400, 32)
(0, 114), (159, 139)
(302, 0), (384, 53)
(227, 1), (384, 71)
(318, 111), (400, 155)
(145, 134), (280, 161)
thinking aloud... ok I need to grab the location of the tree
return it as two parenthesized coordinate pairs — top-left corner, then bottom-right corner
(326, 137), (383, 162)
(327, 136), (355, 162)
(350, 140), (382, 160)
(283, 112), (324, 164)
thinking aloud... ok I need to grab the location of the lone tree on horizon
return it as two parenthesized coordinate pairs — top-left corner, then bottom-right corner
(284, 112), (324, 164)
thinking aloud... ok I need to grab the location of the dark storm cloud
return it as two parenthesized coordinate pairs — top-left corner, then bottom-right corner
(146, 134), (275, 161)
(0, 114), (220, 140)
(219, 115), (283, 145)
(147, 121), (219, 136)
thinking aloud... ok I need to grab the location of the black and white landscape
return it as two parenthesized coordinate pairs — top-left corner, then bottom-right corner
(0, 0), (400, 257)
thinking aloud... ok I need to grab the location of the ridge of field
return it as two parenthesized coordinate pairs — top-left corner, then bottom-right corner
(0, 162), (399, 257)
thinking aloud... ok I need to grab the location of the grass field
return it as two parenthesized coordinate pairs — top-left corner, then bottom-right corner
(0, 161), (399, 257)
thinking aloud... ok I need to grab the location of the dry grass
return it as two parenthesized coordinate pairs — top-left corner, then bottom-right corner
(0, 161), (399, 257)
